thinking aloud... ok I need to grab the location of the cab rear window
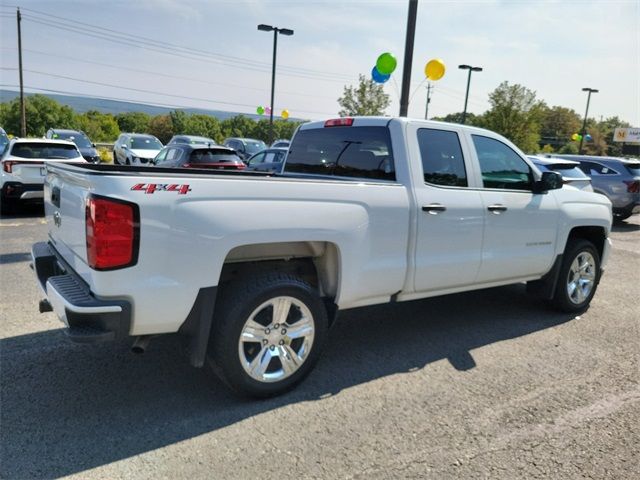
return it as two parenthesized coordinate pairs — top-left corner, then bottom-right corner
(285, 126), (395, 181)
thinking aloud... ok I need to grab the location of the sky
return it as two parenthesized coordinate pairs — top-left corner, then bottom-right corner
(0, 0), (638, 125)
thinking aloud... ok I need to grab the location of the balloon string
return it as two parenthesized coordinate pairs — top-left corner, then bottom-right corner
(391, 76), (401, 100)
(409, 78), (428, 102)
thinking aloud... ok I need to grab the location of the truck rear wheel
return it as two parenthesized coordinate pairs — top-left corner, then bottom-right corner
(208, 273), (328, 398)
(553, 239), (601, 313)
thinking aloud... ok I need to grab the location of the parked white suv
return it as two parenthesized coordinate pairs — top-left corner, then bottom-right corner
(1, 138), (84, 213)
(113, 133), (163, 165)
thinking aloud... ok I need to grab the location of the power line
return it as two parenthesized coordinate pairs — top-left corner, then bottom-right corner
(13, 7), (357, 82)
(0, 47), (339, 101)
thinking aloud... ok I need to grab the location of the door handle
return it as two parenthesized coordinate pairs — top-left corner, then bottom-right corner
(422, 203), (447, 214)
(487, 204), (507, 214)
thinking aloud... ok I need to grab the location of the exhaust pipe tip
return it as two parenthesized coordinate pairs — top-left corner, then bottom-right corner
(131, 335), (152, 354)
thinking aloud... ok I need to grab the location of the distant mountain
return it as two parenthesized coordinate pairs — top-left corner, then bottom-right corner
(0, 89), (303, 121)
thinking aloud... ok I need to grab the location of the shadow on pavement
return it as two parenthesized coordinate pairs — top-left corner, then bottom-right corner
(0, 252), (32, 264)
(612, 220), (640, 232)
(0, 202), (45, 219)
(0, 284), (576, 478)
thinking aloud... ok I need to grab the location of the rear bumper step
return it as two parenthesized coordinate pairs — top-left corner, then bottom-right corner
(31, 242), (131, 344)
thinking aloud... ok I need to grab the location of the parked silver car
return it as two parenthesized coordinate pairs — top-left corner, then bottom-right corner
(552, 154), (640, 221)
(528, 156), (593, 192)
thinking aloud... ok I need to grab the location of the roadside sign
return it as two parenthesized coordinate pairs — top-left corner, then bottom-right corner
(613, 127), (640, 143)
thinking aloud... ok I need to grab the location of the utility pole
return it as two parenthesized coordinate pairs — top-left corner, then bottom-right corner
(17, 8), (26, 137)
(399, 0), (418, 117)
(424, 83), (432, 120)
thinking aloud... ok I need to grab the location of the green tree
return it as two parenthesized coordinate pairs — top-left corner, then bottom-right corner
(433, 111), (484, 127)
(115, 112), (151, 133)
(338, 74), (390, 116)
(184, 114), (222, 141)
(220, 115), (257, 139)
(483, 81), (545, 153)
(169, 110), (189, 134)
(76, 110), (120, 142)
(539, 106), (581, 150)
(148, 115), (174, 144)
(0, 95), (76, 137)
(596, 116), (632, 157)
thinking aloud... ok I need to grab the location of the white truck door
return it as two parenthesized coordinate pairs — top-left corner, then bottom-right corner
(469, 133), (559, 282)
(409, 125), (484, 292)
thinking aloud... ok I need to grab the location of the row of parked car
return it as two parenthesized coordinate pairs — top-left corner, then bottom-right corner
(111, 132), (289, 173)
(1, 125), (638, 221)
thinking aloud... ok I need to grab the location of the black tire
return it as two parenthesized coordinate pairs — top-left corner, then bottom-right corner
(125, 158), (130, 165)
(208, 273), (328, 398)
(113, 151), (118, 164)
(552, 239), (601, 313)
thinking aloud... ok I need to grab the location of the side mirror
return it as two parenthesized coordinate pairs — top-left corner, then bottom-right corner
(122, 144), (128, 150)
(533, 171), (563, 193)
(92, 143), (96, 148)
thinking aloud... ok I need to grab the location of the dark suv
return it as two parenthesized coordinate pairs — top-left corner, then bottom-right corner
(223, 137), (267, 161)
(553, 154), (640, 221)
(46, 129), (100, 163)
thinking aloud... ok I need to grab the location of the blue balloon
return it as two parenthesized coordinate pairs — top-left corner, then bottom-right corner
(585, 134), (593, 141)
(371, 66), (390, 83)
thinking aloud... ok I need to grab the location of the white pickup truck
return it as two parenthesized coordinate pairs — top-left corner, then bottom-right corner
(31, 117), (612, 397)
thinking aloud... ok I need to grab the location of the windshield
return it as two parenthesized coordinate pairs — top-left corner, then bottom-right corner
(130, 136), (163, 150)
(244, 141), (266, 155)
(189, 137), (216, 145)
(189, 149), (241, 164)
(10, 142), (81, 159)
(54, 132), (92, 149)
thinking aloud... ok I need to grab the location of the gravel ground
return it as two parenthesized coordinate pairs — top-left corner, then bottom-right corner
(1, 205), (638, 479)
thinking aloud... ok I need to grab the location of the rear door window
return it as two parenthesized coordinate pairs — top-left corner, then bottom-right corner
(417, 129), (467, 187)
(285, 126), (395, 181)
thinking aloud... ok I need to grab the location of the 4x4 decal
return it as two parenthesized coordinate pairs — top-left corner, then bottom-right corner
(131, 183), (191, 195)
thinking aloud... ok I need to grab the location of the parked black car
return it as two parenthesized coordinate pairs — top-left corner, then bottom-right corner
(153, 144), (246, 170)
(167, 135), (217, 146)
(246, 147), (288, 173)
(223, 137), (267, 161)
(46, 128), (100, 163)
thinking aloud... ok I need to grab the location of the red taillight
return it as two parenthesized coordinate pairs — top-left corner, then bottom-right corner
(3, 161), (17, 173)
(324, 117), (354, 127)
(85, 196), (139, 270)
(624, 180), (640, 193)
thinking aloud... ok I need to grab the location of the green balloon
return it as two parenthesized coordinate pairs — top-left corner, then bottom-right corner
(376, 52), (397, 75)
(257, 106), (265, 115)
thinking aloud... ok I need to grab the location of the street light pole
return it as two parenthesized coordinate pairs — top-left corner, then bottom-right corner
(257, 24), (293, 144)
(578, 87), (598, 154)
(458, 64), (482, 124)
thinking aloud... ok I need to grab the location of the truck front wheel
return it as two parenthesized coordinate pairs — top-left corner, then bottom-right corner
(553, 239), (601, 313)
(208, 273), (328, 398)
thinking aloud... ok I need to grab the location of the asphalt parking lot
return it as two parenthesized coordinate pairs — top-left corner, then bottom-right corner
(1, 206), (638, 479)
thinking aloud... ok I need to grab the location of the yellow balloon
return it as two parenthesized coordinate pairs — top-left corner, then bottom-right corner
(425, 59), (445, 81)
(281, 109), (290, 120)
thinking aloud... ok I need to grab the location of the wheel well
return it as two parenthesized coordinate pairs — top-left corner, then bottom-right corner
(219, 241), (341, 323)
(567, 226), (606, 259)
